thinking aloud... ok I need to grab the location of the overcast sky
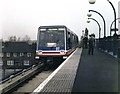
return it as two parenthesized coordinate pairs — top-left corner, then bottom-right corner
(0, 0), (120, 40)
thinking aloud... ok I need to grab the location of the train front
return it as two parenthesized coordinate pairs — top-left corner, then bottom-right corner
(36, 26), (67, 63)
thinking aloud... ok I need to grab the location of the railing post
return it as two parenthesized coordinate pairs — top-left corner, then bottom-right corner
(22, 56), (24, 70)
(3, 60), (6, 79)
(113, 35), (118, 55)
(118, 47), (120, 92)
(117, 35), (120, 57)
(14, 59), (16, 74)
(118, 48), (120, 60)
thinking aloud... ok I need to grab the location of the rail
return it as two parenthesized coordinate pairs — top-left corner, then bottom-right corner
(1, 56), (38, 84)
(0, 65), (35, 84)
(96, 35), (120, 58)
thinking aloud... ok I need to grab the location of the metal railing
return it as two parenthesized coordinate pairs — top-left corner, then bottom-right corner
(0, 56), (37, 84)
(96, 35), (120, 58)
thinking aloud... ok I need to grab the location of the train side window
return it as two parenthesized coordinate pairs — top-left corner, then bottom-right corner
(68, 32), (70, 43)
(67, 32), (71, 49)
(68, 32), (70, 38)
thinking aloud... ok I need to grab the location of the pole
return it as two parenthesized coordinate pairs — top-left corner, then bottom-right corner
(107, 0), (117, 36)
(110, 18), (120, 36)
(89, 10), (106, 37)
(88, 18), (101, 39)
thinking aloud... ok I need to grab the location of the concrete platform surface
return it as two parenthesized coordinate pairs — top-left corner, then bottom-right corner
(72, 49), (118, 92)
(33, 48), (82, 93)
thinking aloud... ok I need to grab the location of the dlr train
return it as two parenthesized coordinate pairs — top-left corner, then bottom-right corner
(35, 25), (79, 64)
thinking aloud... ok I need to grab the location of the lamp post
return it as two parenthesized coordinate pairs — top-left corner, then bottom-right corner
(107, 0), (117, 36)
(89, 10), (106, 38)
(87, 18), (101, 49)
(88, 0), (118, 55)
(89, 0), (117, 36)
(88, 18), (101, 39)
(110, 18), (120, 36)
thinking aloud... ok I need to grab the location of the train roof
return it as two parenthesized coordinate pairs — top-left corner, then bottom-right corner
(39, 25), (66, 29)
(38, 25), (78, 36)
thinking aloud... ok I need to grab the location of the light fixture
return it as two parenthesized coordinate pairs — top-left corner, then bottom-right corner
(87, 20), (90, 23)
(87, 13), (92, 17)
(89, 0), (96, 4)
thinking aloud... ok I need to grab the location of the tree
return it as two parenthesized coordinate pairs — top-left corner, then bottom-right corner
(17, 37), (21, 41)
(22, 35), (31, 42)
(8, 36), (17, 42)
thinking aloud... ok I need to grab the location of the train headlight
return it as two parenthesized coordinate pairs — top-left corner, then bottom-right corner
(60, 50), (65, 54)
(36, 50), (42, 55)
(39, 50), (42, 54)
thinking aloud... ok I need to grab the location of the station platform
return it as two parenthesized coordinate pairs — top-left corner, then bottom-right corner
(33, 48), (118, 93)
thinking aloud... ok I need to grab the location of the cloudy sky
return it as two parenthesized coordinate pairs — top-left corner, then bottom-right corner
(0, 0), (120, 40)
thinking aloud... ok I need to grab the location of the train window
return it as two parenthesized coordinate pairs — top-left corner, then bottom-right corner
(39, 29), (65, 47)
(68, 32), (70, 38)
(48, 28), (57, 31)
(40, 29), (46, 31)
(67, 32), (71, 49)
(58, 28), (65, 31)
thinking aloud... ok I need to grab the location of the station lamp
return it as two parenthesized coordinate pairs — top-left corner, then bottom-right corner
(87, 13), (92, 17)
(88, 0), (96, 4)
(87, 20), (90, 23)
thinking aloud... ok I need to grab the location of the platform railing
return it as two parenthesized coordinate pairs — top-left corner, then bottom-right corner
(0, 56), (37, 84)
(96, 35), (120, 58)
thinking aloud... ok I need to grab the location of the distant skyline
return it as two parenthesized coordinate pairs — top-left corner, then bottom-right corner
(1, 0), (120, 40)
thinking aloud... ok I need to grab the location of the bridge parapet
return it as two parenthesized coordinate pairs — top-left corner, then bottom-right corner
(96, 35), (120, 57)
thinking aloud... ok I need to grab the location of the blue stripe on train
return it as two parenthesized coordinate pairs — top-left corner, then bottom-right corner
(38, 47), (65, 51)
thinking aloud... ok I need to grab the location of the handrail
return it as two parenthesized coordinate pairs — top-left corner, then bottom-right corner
(0, 65), (36, 84)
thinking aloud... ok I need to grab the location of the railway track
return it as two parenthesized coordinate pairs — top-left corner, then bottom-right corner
(6, 61), (62, 94)
(11, 70), (53, 93)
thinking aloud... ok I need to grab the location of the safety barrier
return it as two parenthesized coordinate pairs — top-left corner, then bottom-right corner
(0, 56), (37, 84)
(96, 35), (120, 57)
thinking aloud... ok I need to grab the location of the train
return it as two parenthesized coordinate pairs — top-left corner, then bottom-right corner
(35, 25), (79, 65)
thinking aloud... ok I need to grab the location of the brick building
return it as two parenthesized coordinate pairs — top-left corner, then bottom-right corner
(1, 41), (36, 69)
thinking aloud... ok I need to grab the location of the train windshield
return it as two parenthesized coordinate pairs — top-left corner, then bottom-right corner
(39, 28), (65, 48)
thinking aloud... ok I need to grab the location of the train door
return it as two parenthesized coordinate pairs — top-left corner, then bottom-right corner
(67, 32), (71, 49)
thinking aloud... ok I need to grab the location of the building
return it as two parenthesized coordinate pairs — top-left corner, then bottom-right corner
(1, 41), (36, 69)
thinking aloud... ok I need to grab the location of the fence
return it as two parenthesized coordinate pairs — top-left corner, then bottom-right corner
(1, 56), (36, 83)
(96, 35), (120, 57)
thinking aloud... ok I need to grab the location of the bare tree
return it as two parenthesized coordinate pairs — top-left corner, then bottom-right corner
(17, 37), (21, 41)
(8, 36), (17, 42)
(22, 35), (31, 42)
